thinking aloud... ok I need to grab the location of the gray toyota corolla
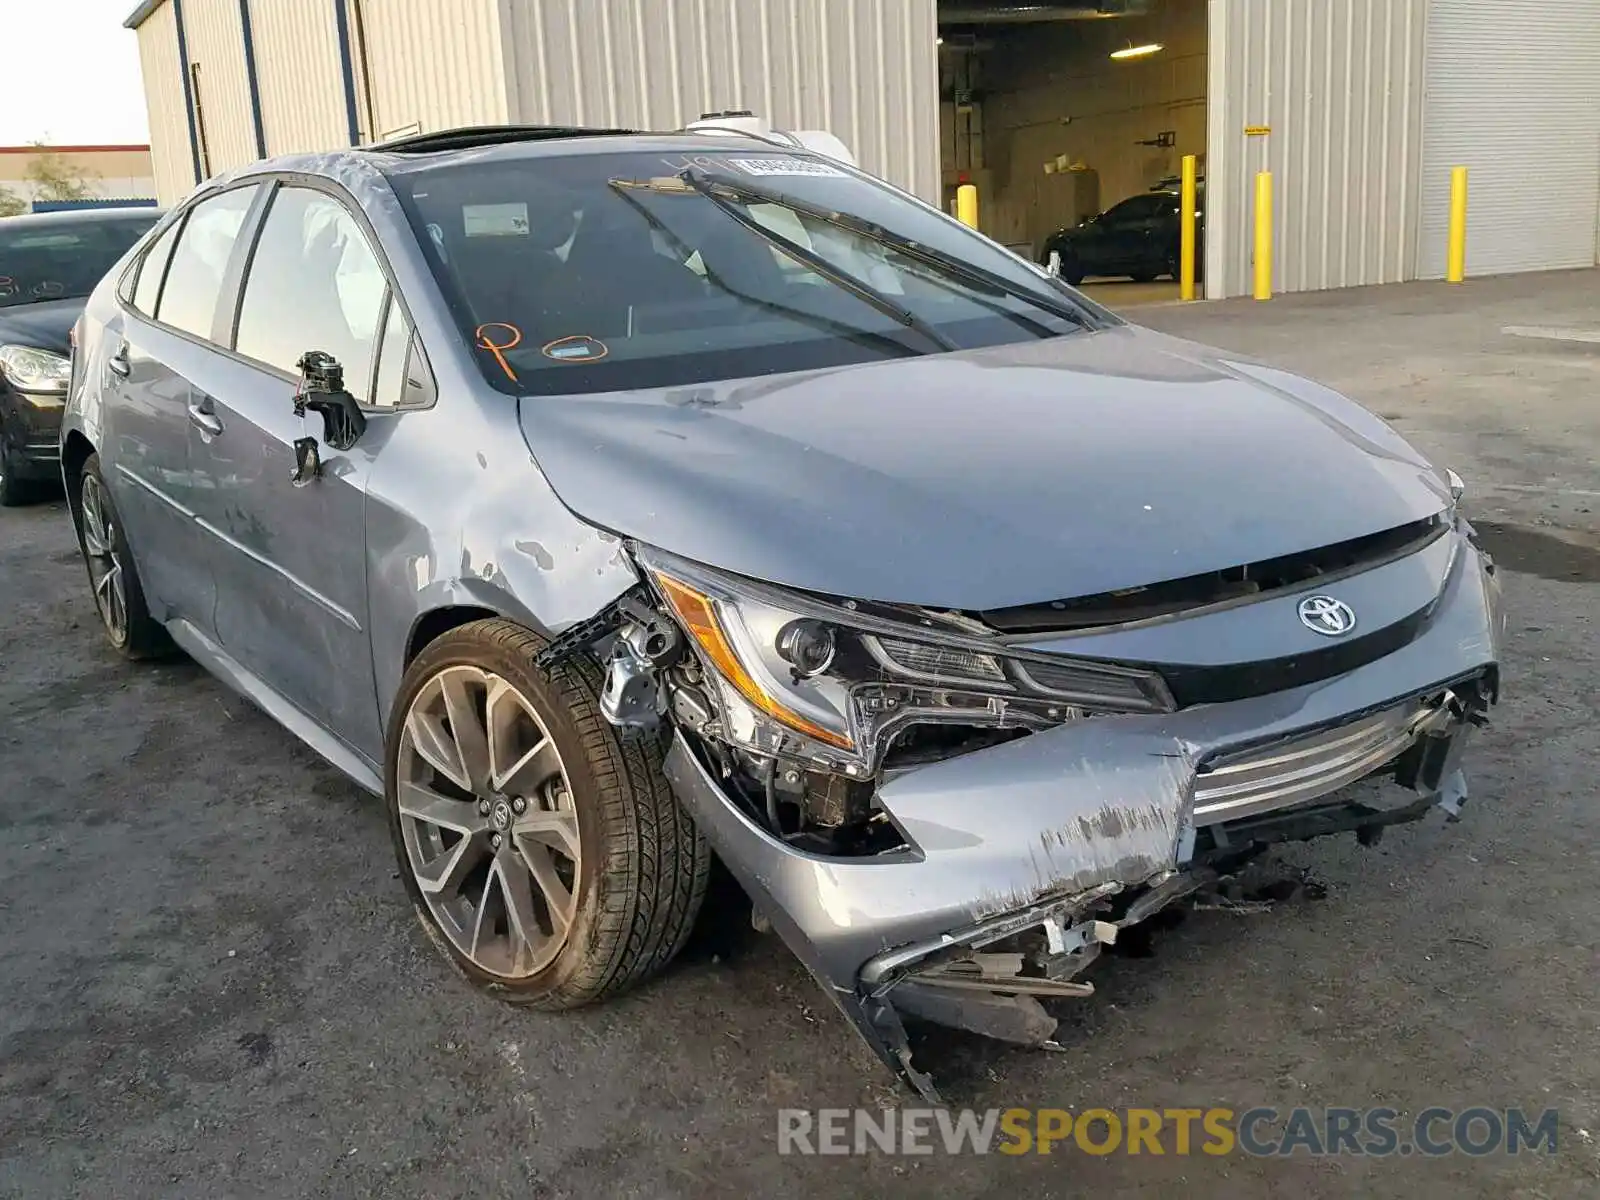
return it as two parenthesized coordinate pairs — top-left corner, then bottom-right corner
(63, 123), (1503, 1099)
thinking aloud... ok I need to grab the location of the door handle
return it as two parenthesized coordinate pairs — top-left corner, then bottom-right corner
(187, 398), (224, 437)
(107, 344), (131, 378)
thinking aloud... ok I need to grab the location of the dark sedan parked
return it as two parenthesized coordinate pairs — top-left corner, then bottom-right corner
(1039, 185), (1203, 286)
(0, 207), (160, 504)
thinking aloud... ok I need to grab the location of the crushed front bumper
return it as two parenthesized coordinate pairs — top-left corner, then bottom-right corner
(662, 537), (1503, 1097)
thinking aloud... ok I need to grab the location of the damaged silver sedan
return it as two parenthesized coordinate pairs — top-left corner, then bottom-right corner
(63, 119), (1502, 1100)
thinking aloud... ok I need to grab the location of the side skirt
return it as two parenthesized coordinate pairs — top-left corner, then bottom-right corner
(165, 617), (384, 795)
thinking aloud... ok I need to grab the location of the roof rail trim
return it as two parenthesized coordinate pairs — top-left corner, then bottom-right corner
(125, 0), (166, 29)
(371, 124), (639, 154)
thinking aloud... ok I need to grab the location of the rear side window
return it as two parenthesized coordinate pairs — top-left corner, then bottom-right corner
(156, 185), (259, 338)
(131, 220), (181, 315)
(234, 186), (387, 401)
(1104, 195), (1167, 224)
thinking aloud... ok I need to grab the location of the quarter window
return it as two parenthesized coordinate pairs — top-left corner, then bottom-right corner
(234, 186), (387, 402)
(370, 297), (413, 408)
(156, 185), (259, 337)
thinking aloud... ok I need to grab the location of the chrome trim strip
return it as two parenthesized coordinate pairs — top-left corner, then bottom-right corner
(193, 515), (363, 631)
(114, 462), (198, 518)
(1194, 703), (1427, 824)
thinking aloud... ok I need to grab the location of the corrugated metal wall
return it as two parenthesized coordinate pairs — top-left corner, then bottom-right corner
(1206, 0), (1426, 298)
(359, 0), (509, 139)
(251, 0), (351, 154)
(134, 2), (197, 203)
(1417, 0), (1600, 278)
(498, 0), (941, 202)
(181, 0), (260, 178)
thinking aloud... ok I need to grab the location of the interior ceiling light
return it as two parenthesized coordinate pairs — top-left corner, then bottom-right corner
(1110, 42), (1164, 60)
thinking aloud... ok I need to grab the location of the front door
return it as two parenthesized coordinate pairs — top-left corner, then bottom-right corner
(186, 183), (392, 759)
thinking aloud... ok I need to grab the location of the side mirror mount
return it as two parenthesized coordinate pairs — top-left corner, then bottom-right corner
(294, 350), (366, 451)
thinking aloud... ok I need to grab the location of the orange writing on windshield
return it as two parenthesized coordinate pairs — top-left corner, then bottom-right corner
(474, 322), (522, 382)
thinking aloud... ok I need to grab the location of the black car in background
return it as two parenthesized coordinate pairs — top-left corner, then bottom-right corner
(1038, 183), (1204, 286)
(0, 207), (160, 504)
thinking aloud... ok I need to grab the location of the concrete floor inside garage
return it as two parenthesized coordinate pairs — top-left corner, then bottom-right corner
(0, 271), (1597, 1198)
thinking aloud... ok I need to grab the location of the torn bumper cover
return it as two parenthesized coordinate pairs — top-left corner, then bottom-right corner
(662, 541), (1503, 1098)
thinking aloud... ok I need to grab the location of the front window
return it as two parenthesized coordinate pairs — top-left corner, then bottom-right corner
(0, 215), (156, 309)
(234, 185), (387, 400)
(386, 149), (1103, 395)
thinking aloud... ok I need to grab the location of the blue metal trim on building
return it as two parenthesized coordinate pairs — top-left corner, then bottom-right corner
(31, 199), (161, 213)
(332, 0), (363, 146)
(173, 0), (204, 186)
(238, 0), (268, 157)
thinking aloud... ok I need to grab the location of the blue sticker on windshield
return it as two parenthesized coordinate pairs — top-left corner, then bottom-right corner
(542, 335), (609, 363)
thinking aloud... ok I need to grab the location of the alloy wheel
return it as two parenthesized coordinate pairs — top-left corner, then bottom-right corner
(396, 664), (582, 979)
(80, 473), (128, 643)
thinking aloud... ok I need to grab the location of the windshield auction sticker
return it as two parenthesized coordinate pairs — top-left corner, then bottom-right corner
(726, 156), (845, 178)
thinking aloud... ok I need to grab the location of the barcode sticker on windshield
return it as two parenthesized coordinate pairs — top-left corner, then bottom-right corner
(725, 156), (845, 179)
(463, 203), (530, 237)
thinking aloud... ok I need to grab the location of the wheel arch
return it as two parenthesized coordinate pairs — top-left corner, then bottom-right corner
(61, 431), (96, 511)
(404, 603), (510, 666)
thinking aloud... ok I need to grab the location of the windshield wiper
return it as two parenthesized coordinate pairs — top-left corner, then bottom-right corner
(686, 169), (1094, 332)
(678, 168), (958, 353)
(606, 179), (923, 359)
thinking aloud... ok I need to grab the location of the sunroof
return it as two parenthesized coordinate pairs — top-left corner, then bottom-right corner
(374, 125), (638, 154)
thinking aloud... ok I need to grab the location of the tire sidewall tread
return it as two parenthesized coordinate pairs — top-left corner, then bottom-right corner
(385, 618), (709, 1010)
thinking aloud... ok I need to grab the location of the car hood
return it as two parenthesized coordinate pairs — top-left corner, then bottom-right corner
(516, 326), (1451, 610)
(0, 297), (83, 355)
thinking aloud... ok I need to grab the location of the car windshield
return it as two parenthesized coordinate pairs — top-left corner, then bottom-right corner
(386, 148), (1104, 395)
(0, 214), (156, 309)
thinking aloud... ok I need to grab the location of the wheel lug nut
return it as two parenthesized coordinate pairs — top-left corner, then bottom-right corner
(511, 797), (526, 814)
(478, 799), (491, 816)
(490, 833), (503, 850)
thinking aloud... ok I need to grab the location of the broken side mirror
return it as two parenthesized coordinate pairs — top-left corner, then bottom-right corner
(293, 350), (366, 452)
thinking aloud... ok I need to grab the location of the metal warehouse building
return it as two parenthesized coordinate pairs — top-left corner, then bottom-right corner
(128, 0), (1600, 299)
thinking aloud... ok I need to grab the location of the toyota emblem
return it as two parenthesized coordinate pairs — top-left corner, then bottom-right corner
(1298, 595), (1357, 637)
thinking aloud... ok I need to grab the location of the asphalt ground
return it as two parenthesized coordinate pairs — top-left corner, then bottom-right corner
(1, 269), (1596, 1198)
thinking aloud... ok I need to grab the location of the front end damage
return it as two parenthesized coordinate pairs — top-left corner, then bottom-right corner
(551, 525), (1503, 1100)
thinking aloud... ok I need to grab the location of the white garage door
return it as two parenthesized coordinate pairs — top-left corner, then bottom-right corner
(1418, 0), (1600, 278)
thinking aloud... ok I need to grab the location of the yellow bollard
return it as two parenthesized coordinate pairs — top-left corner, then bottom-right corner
(1179, 154), (1198, 301)
(956, 183), (979, 229)
(1253, 171), (1273, 301)
(1447, 166), (1468, 283)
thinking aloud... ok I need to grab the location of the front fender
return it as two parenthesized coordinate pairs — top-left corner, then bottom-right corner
(364, 394), (638, 726)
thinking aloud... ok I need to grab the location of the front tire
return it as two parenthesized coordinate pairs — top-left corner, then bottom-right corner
(386, 619), (710, 1009)
(72, 453), (172, 658)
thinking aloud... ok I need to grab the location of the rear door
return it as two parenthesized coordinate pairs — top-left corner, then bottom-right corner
(184, 180), (396, 759)
(1099, 195), (1167, 271)
(101, 185), (262, 630)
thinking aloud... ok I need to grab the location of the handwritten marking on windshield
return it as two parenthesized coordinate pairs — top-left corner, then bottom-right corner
(474, 322), (522, 383)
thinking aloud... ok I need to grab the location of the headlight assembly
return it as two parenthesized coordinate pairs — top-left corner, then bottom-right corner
(0, 344), (71, 397)
(638, 546), (1173, 773)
